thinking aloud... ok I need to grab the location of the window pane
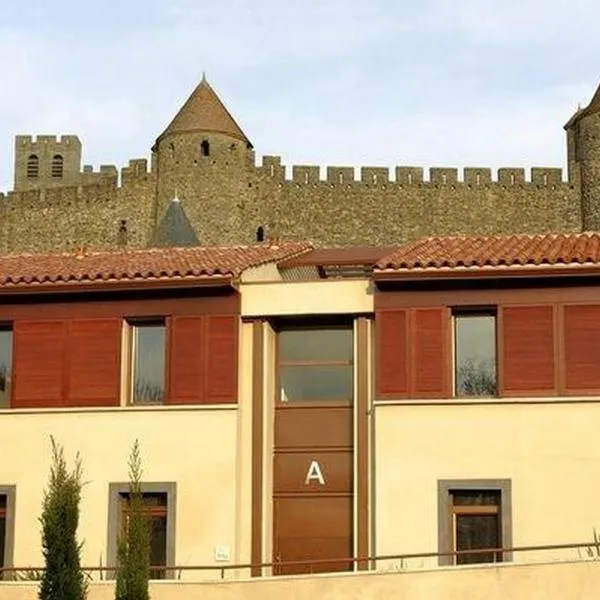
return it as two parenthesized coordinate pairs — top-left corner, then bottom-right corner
(455, 514), (500, 564)
(455, 315), (497, 396)
(279, 328), (353, 363)
(0, 330), (13, 409)
(281, 365), (353, 401)
(149, 515), (167, 579)
(133, 324), (165, 404)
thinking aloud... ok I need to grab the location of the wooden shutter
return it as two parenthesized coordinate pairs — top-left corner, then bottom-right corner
(12, 320), (67, 408)
(502, 306), (555, 395)
(376, 310), (409, 398)
(168, 316), (205, 404)
(205, 315), (238, 404)
(411, 308), (449, 398)
(564, 305), (600, 394)
(67, 319), (121, 407)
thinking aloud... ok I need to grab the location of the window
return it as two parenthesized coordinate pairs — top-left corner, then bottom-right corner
(454, 312), (497, 397)
(278, 324), (353, 402)
(51, 154), (64, 178)
(200, 140), (210, 156)
(0, 327), (13, 409)
(129, 320), (166, 405)
(0, 487), (16, 580)
(26, 154), (39, 178)
(438, 479), (512, 566)
(107, 483), (176, 580)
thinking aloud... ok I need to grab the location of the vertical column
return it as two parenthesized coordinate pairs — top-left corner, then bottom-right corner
(356, 317), (371, 570)
(251, 320), (265, 576)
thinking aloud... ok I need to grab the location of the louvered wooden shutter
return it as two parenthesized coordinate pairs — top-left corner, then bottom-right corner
(564, 304), (600, 394)
(205, 315), (238, 404)
(168, 316), (205, 404)
(502, 306), (556, 395)
(411, 308), (449, 398)
(376, 310), (409, 398)
(67, 319), (121, 407)
(12, 320), (67, 408)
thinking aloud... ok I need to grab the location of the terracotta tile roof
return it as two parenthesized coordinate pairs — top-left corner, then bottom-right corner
(0, 242), (311, 289)
(157, 77), (252, 147)
(376, 232), (600, 273)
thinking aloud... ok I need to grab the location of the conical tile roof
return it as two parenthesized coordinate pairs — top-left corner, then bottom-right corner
(156, 76), (252, 147)
(151, 198), (200, 248)
(565, 80), (600, 128)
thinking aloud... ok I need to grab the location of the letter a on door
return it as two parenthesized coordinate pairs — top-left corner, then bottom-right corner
(304, 460), (325, 486)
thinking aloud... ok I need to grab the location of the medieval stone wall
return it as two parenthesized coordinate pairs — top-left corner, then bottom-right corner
(0, 142), (585, 254)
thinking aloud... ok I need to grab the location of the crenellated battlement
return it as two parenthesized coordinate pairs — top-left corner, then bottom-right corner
(257, 157), (568, 187)
(15, 134), (81, 147)
(121, 159), (152, 186)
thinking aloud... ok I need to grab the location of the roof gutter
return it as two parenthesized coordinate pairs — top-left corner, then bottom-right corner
(373, 265), (600, 283)
(0, 274), (234, 296)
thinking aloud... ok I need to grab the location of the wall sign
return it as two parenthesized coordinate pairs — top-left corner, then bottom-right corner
(305, 460), (326, 486)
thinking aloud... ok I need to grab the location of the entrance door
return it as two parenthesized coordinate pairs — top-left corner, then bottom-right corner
(273, 324), (354, 575)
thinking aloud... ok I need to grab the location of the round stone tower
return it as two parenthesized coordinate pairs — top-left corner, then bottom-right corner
(152, 76), (256, 245)
(565, 82), (600, 231)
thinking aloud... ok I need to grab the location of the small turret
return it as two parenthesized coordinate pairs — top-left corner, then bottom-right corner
(152, 76), (255, 244)
(565, 81), (600, 230)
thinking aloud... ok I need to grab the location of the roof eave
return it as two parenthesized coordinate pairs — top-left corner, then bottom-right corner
(373, 264), (600, 283)
(0, 274), (235, 296)
(154, 127), (253, 150)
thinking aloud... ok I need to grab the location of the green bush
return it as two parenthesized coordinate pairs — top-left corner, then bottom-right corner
(39, 437), (87, 600)
(115, 440), (151, 600)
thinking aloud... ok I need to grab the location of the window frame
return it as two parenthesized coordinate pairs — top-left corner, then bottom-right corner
(437, 479), (512, 566)
(453, 308), (498, 398)
(126, 318), (167, 406)
(26, 154), (39, 179)
(0, 485), (16, 579)
(106, 482), (176, 579)
(0, 324), (13, 409)
(51, 154), (64, 179)
(275, 320), (354, 405)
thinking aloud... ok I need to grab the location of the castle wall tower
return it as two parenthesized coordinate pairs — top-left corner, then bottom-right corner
(565, 83), (600, 231)
(152, 76), (256, 245)
(14, 135), (82, 191)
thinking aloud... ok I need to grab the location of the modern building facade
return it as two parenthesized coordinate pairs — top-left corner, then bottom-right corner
(2, 232), (600, 579)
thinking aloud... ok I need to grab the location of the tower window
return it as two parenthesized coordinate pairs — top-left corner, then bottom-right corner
(256, 226), (265, 242)
(200, 140), (210, 157)
(51, 155), (64, 178)
(26, 154), (39, 179)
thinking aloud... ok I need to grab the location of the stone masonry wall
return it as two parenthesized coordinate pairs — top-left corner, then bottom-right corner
(0, 154), (584, 254)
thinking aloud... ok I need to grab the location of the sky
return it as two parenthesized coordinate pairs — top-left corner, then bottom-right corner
(1, 0), (600, 192)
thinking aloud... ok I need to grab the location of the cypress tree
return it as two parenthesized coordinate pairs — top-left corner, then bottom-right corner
(115, 440), (150, 600)
(39, 437), (87, 600)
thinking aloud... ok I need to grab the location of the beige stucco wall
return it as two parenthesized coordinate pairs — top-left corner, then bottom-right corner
(241, 279), (373, 317)
(0, 406), (242, 577)
(374, 399), (600, 569)
(3, 559), (600, 600)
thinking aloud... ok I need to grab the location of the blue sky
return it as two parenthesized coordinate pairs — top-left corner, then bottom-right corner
(1, 0), (600, 191)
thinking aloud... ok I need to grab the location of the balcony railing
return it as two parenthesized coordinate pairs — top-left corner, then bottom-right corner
(1, 540), (599, 582)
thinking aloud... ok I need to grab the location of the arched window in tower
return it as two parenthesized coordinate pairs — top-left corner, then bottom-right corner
(51, 154), (64, 178)
(26, 154), (39, 179)
(200, 140), (210, 157)
(256, 226), (265, 242)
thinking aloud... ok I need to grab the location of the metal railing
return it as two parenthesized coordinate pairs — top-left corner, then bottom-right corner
(1, 540), (599, 582)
